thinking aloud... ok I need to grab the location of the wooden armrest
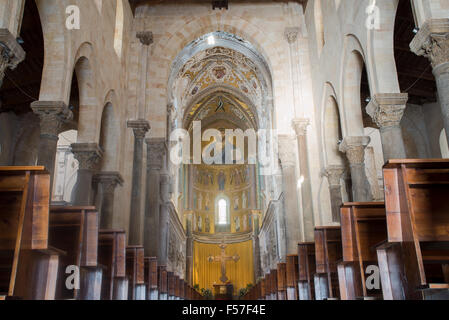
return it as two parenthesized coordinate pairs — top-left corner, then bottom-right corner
(418, 283), (449, 290)
(38, 246), (67, 256)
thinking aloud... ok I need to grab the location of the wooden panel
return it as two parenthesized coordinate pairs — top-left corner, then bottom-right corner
(145, 257), (158, 290)
(286, 254), (298, 287)
(158, 266), (168, 294)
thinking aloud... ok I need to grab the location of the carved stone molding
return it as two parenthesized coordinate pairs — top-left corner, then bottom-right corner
(93, 172), (124, 194)
(285, 27), (300, 44)
(277, 134), (297, 168)
(128, 119), (150, 139)
(324, 165), (345, 187)
(339, 136), (370, 165)
(292, 118), (310, 136)
(31, 101), (73, 138)
(366, 93), (408, 128)
(136, 31), (153, 46)
(71, 143), (103, 170)
(146, 138), (166, 169)
(0, 28), (25, 87)
(410, 19), (449, 68)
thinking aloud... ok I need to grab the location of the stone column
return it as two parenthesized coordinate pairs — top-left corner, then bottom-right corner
(285, 27), (302, 113)
(292, 119), (315, 241)
(144, 138), (166, 257)
(339, 136), (372, 202)
(136, 31), (153, 119)
(411, 19), (449, 144)
(324, 165), (345, 223)
(127, 120), (150, 245)
(184, 211), (194, 285)
(278, 134), (303, 253)
(158, 172), (171, 266)
(366, 93), (408, 161)
(93, 172), (124, 229)
(31, 101), (73, 182)
(252, 210), (262, 280)
(0, 28), (25, 88)
(71, 143), (103, 206)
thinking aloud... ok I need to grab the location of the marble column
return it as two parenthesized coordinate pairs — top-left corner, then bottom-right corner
(144, 138), (166, 257)
(252, 210), (262, 280)
(278, 134), (303, 253)
(292, 119), (315, 241)
(366, 93), (408, 161)
(184, 211), (194, 285)
(0, 28), (25, 88)
(31, 101), (73, 182)
(127, 120), (150, 245)
(411, 19), (449, 144)
(324, 165), (345, 223)
(339, 136), (372, 202)
(135, 31), (153, 119)
(71, 143), (103, 206)
(93, 172), (124, 229)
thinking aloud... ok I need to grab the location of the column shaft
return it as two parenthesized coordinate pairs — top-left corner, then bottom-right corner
(94, 172), (123, 229)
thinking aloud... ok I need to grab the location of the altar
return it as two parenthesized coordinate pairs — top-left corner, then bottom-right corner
(213, 283), (234, 300)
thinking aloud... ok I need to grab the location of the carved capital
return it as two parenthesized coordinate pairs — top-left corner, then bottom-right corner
(285, 27), (300, 44)
(0, 29), (25, 87)
(128, 119), (150, 139)
(277, 134), (297, 168)
(339, 136), (370, 165)
(71, 143), (103, 170)
(93, 172), (124, 194)
(324, 165), (345, 187)
(137, 31), (153, 46)
(410, 19), (449, 68)
(292, 118), (310, 136)
(366, 93), (408, 128)
(31, 101), (73, 138)
(146, 138), (166, 169)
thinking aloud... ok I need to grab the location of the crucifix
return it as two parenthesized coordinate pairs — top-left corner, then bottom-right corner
(207, 242), (240, 283)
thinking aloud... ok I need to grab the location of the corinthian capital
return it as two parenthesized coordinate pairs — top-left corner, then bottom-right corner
(128, 119), (150, 139)
(410, 19), (449, 69)
(324, 165), (345, 187)
(93, 172), (124, 194)
(31, 101), (73, 138)
(285, 27), (300, 44)
(366, 93), (408, 128)
(136, 31), (153, 46)
(277, 134), (297, 168)
(339, 136), (370, 165)
(71, 143), (103, 170)
(0, 29), (26, 87)
(146, 138), (166, 169)
(292, 118), (310, 136)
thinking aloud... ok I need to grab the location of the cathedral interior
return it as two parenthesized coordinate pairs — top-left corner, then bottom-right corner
(0, 0), (449, 301)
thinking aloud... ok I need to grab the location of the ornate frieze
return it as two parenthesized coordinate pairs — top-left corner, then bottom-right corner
(71, 143), (103, 170)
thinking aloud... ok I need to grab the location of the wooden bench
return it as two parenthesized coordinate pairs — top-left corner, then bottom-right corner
(98, 229), (127, 300)
(314, 226), (342, 300)
(264, 273), (271, 300)
(339, 202), (386, 300)
(126, 245), (145, 300)
(286, 254), (299, 300)
(49, 206), (99, 300)
(158, 265), (168, 300)
(145, 257), (158, 300)
(297, 242), (315, 300)
(167, 271), (175, 300)
(277, 263), (287, 300)
(383, 159), (449, 300)
(0, 167), (61, 300)
(270, 269), (277, 300)
(260, 277), (266, 300)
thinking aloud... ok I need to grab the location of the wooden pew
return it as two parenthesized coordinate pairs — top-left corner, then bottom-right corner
(314, 227), (342, 300)
(264, 273), (271, 300)
(277, 263), (287, 300)
(0, 167), (61, 300)
(98, 229), (127, 300)
(145, 257), (158, 300)
(49, 206), (99, 300)
(297, 242), (315, 300)
(270, 269), (278, 300)
(126, 245), (145, 300)
(174, 275), (180, 300)
(383, 159), (449, 300)
(260, 277), (266, 300)
(158, 265), (168, 300)
(339, 202), (386, 300)
(167, 271), (175, 300)
(286, 254), (299, 300)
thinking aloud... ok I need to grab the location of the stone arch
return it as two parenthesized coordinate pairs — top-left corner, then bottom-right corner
(99, 90), (121, 171)
(366, 0), (401, 94)
(340, 34), (368, 137)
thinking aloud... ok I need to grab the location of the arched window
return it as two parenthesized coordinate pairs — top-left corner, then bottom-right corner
(218, 199), (227, 225)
